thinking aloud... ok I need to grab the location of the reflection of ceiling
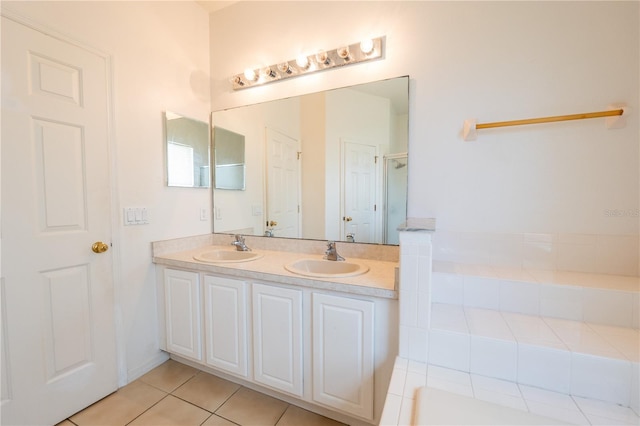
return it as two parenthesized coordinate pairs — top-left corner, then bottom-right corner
(350, 78), (409, 115)
(196, 1), (237, 13)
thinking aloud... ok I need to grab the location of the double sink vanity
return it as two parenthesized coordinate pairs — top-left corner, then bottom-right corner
(152, 233), (400, 425)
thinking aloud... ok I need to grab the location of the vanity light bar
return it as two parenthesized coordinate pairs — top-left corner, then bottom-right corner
(231, 36), (385, 90)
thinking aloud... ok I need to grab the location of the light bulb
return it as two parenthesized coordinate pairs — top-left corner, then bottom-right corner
(315, 50), (329, 65)
(243, 68), (257, 81)
(261, 67), (276, 79)
(278, 62), (292, 74)
(232, 75), (245, 86)
(360, 38), (374, 55)
(295, 54), (310, 70)
(337, 46), (350, 60)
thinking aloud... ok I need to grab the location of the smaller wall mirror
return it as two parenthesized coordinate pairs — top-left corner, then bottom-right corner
(164, 111), (210, 188)
(213, 126), (246, 190)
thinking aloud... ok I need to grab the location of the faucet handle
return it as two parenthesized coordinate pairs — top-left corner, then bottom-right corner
(327, 241), (335, 248)
(234, 234), (244, 242)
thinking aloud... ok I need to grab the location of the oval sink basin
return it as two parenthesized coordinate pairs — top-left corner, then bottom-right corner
(284, 258), (369, 278)
(194, 250), (263, 263)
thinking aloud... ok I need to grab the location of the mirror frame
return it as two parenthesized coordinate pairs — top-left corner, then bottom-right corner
(211, 76), (409, 245)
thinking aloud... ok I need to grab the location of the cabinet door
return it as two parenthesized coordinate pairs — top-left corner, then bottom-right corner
(204, 275), (247, 377)
(312, 293), (374, 420)
(164, 269), (202, 361)
(252, 283), (303, 397)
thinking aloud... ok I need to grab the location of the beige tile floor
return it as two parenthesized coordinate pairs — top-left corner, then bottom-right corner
(56, 359), (346, 426)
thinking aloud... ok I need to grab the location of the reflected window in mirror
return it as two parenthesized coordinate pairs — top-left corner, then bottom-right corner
(213, 126), (246, 190)
(164, 112), (210, 188)
(211, 76), (409, 245)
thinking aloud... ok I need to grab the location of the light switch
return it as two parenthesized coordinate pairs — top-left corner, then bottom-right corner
(123, 207), (149, 225)
(126, 208), (135, 224)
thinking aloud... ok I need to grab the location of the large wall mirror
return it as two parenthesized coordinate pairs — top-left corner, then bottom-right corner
(212, 76), (408, 245)
(164, 111), (210, 188)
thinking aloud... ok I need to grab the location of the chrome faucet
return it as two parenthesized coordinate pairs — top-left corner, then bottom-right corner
(231, 234), (251, 251)
(324, 241), (344, 261)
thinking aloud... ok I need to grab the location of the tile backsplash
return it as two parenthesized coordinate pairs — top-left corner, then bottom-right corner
(432, 231), (639, 276)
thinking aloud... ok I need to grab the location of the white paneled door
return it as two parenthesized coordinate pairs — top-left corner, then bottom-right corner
(342, 140), (377, 243)
(1, 16), (118, 425)
(265, 128), (301, 238)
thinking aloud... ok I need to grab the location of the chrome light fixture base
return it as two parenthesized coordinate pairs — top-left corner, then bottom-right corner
(230, 36), (384, 90)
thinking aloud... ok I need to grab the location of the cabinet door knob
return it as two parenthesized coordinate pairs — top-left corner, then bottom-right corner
(343, 216), (353, 222)
(268, 220), (278, 227)
(91, 241), (109, 253)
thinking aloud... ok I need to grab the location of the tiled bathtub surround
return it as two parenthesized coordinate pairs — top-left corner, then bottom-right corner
(380, 358), (640, 426)
(398, 220), (435, 363)
(432, 231), (639, 276)
(432, 261), (640, 328)
(429, 304), (639, 407)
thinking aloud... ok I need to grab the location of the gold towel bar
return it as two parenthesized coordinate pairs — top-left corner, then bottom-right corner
(463, 106), (627, 141)
(476, 108), (623, 130)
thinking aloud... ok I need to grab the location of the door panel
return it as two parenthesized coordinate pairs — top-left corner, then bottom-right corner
(1, 16), (117, 425)
(342, 141), (377, 243)
(164, 269), (202, 361)
(204, 275), (248, 377)
(312, 293), (374, 420)
(252, 283), (303, 397)
(265, 128), (300, 238)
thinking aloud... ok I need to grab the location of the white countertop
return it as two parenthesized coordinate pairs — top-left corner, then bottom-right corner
(153, 245), (398, 299)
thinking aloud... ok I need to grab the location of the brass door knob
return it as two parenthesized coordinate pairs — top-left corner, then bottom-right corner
(268, 220), (278, 227)
(343, 216), (353, 222)
(92, 241), (109, 253)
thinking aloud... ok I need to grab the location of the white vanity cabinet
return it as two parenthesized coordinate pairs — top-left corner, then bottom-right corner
(252, 283), (303, 397)
(312, 293), (374, 420)
(163, 269), (202, 361)
(203, 275), (248, 377)
(158, 264), (395, 425)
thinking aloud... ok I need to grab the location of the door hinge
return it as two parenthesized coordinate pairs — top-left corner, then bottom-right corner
(374, 155), (378, 164)
(297, 151), (302, 160)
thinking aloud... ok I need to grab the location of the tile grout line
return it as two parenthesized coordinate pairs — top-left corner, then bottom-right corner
(124, 393), (172, 426)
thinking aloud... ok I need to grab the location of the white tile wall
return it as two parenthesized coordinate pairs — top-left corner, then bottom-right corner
(583, 288), (634, 327)
(428, 330), (470, 371)
(398, 230), (433, 363)
(539, 284), (583, 320)
(631, 362), (639, 415)
(384, 357), (640, 426)
(432, 230), (639, 276)
(463, 277), (500, 309)
(469, 336), (518, 381)
(516, 344), (571, 393)
(499, 281), (540, 315)
(570, 354), (632, 406)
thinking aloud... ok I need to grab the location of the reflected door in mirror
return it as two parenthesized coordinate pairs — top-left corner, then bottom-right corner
(266, 128), (300, 238)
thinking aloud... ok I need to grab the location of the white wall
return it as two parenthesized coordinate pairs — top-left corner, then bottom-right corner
(210, 1), (639, 274)
(300, 92), (326, 240)
(2, 1), (212, 382)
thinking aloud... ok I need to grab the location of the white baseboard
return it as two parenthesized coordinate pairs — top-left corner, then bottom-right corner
(126, 351), (170, 384)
